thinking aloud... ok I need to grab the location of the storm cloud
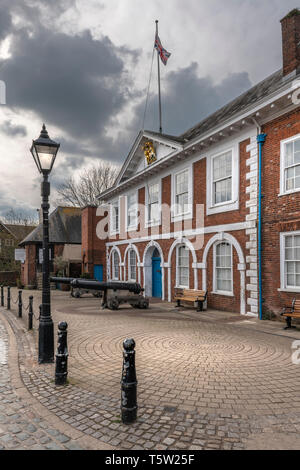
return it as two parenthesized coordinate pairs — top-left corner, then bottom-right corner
(1, 26), (139, 143)
(0, 120), (27, 137)
(0, 0), (298, 218)
(134, 63), (252, 136)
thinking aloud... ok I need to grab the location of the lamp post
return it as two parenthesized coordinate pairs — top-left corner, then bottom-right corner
(30, 124), (60, 363)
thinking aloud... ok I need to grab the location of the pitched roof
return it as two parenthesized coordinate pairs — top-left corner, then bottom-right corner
(179, 69), (284, 142)
(19, 206), (82, 246)
(5, 224), (37, 240)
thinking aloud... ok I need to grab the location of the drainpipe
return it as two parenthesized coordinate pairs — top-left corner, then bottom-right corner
(256, 131), (267, 320)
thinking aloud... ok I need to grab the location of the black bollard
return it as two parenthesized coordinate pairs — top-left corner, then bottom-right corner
(18, 290), (22, 318)
(28, 296), (33, 330)
(1, 285), (4, 307)
(55, 322), (68, 385)
(7, 287), (10, 310)
(121, 338), (137, 424)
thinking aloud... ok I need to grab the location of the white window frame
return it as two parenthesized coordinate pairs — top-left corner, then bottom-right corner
(128, 249), (137, 281)
(279, 133), (300, 196)
(110, 198), (120, 235)
(280, 231), (300, 292)
(175, 244), (190, 288)
(112, 250), (120, 280)
(145, 179), (162, 228)
(206, 145), (239, 215)
(213, 241), (233, 296)
(126, 191), (138, 232)
(171, 165), (193, 222)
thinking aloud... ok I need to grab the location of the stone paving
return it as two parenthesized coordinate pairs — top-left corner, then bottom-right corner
(0, 318), (84, 449)
(1, 287), (300, 450)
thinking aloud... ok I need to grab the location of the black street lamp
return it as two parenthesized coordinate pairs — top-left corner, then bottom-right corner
(30, 124), (60, 363)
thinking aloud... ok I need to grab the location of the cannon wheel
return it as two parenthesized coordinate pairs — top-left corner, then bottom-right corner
(92, 292), (101, 298)
(139, 298), (149, 309)
(108, 298), (119, 310)
(74, 289), (82, 298)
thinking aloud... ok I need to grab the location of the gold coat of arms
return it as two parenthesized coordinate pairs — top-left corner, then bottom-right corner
(142, 141), (157, 165)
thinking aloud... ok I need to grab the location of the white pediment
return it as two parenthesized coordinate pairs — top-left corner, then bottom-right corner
(116, 131), (183, 185)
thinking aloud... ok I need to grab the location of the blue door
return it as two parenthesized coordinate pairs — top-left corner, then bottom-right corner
(152, 257), (162, 298)
(94, 264), (103, 282)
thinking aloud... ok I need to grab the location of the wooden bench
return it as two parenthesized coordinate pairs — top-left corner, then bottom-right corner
(281, 298), (300, 329)
(174, 288), (207, 312)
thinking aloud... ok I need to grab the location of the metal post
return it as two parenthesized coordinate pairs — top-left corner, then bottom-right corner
(121, 338), (137, 424)
(1, 285), (4, 307)
(18, 290), (22, 318)
(55, 322), (68, 385)
(28, 296), (33, 330)
(7, 287), (10, 310)
(39, 173), (54, 363)
(155, 20), (162, 134)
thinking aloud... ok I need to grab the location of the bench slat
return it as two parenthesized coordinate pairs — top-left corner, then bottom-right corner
(282, 313), (300, 318)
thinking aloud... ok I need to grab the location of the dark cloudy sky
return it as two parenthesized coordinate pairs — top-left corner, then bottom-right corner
(0, 0), (297, 218)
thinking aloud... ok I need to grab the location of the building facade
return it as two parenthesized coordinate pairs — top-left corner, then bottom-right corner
(20, 206), (82, 288)
(82, 10), (300, 318)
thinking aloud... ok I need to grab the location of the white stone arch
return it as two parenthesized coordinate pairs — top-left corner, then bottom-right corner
(108, 245), (122, 281)
(167, 237), (198, 301)
(123, 243), (141, 284)
(202, 232), (246, 315)
(142, 240), (165, 300)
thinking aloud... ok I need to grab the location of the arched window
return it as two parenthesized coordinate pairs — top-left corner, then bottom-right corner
(176, 245), (189, 287)
(128, 249), (137, 281)
(112, 251), (119, 280)
(214, 242), (232, 294)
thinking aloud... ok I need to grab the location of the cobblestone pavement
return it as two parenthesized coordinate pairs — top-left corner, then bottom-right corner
(0, 318), (95, 450)
(2, 288), (300, 450)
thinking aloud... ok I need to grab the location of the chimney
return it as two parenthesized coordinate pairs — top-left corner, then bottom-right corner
(281, 9), (300, 77)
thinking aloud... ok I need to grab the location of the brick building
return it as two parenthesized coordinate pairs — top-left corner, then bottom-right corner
(82, 9), (300, 318)
(20, 206), (82, 288)
(0, 221), (36, 271)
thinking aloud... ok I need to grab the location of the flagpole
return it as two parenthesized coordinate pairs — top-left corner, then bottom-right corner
(155, 20), (162, 134)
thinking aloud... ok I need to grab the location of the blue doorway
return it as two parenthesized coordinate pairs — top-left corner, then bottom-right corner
(152, 249), (162, 298)
(93, 264), (103, 281)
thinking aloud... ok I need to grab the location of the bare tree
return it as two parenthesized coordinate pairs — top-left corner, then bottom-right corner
(55, 162), (119, 207)
(3, 208), (39, 226)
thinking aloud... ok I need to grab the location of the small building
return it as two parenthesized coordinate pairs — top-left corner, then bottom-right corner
(20, 206), (82, 288)
(0, 221), (36, 271)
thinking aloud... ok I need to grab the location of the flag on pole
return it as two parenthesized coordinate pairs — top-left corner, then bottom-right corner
(154, 34), (171, 65)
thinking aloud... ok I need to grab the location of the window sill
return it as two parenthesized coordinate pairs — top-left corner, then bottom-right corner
(211, 291), (234, 297)
(278, 189), (300, 197)
(145, 220), (161, 229)
(171, 213), (193, 223)
(206, 200), (238, 215)
(277, 288), (300, 293)
(126, 226), (138, 233)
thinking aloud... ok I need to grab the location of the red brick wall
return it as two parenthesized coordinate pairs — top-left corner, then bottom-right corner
(281, 11), (300, 76)
(81, 206), (107, 279)
(94, 137), (252, 313)
(261, 108), (300, 315)
(21, 245), (36, 287)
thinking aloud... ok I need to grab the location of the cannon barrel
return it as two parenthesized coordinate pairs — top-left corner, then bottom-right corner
(50, 277), (74, 284)
(70, 279), (143, 294)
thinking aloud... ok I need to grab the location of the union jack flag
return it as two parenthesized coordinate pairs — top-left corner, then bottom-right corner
(154, 34), (171, 65)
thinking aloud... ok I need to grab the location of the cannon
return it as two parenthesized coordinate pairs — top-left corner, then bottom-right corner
(50, 277), (149, 310)
(70, 279), (148, 310)
(50, 277), (102, 298)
